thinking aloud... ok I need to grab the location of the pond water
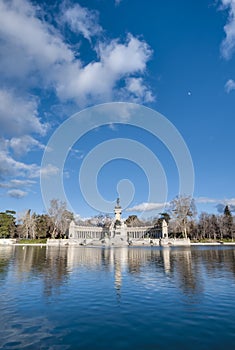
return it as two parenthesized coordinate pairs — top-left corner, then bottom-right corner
(0, 245), (235, 349)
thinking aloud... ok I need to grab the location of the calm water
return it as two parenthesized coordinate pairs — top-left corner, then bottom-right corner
(1, 246), (235, 349)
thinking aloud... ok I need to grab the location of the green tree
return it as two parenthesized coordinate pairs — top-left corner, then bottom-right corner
(0, 210), (16, 238)
(223, 205), (233, 239)
(35, 214), (54, 238)
(224, 205), (232, 217)
(125, 215), (143, 227)
(152, 213), (170, 229)
(159, 212), (170, 224)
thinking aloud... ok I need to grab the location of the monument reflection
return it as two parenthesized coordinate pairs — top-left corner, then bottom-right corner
(1, 246), (235, 298)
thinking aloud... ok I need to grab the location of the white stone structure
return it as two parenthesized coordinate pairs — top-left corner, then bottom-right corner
(162, 219), (168, 238)
(68, 199), (163, 246)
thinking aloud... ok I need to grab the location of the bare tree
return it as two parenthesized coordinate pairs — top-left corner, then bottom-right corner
(48, 199), (74, 238)
(198, 212), (210, 240)
(19, 210), (37, 239)
(88, 214), (112, 227)
(170, 195), (197, 238)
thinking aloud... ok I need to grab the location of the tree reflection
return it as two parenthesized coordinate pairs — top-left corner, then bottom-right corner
(1, 245), (235, 300)
(3, 246), (70, 296)
(0, 246), (14, 281)
(44, 247), (69, 296)
(170, 248), (201, 295)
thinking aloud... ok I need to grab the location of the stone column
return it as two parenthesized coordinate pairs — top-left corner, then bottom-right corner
(162, 219), (168, 239)
(69, 220), (76, 239)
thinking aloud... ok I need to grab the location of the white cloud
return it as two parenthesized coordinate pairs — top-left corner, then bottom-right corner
(195, 196), (235, 205)
(0, 0), (153, 106)
(0, 0), (154, 204)
(9, 135), (45, 156)
(220, 0), (235, 59)
(0, 142), (58, 188)
(224, 198), (235, 206)
(195, 196), (235, 213)
(115, 0), (123, 6)
(0, 88), (47, 137)
(56, 34), (152, 105)
(0, 179), (36, 189)
(0, 138), (47, 180)
(126, 202), (168, 212)
(62, 3), (102, 42)
(0, 0), (73, 82)
(124, 77), (154, 102)
(7, 189), (27, 198)
(99, 34), (151, 75)
(39, 164), (60, 178)
(225, 78), (235, 92)
(0, 147), (39, 180)
(127, 197), (235, 213)
(195, 197), (219, 204)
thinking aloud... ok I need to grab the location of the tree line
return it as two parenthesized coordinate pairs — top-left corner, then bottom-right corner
(0, 196), (234, 241)
(160, 196), (234, 241)
(0, 199), (74, 239)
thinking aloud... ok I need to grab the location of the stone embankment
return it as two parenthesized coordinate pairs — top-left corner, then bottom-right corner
(2, 238), (235, 247)
(46, 237), (191, 247)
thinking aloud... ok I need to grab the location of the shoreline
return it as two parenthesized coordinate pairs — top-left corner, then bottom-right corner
(1, 242), (235, 247)
(191, 242), (235, 246)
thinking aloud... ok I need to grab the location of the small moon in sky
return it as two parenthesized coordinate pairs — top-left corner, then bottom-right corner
(188, 91), (192, 96)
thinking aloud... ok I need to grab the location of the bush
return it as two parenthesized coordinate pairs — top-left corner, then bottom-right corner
(18, 238), (47, 244)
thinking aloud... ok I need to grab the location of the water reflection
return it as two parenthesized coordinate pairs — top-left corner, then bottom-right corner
(0, 246), (14, 279)
(1, 246), (235, 349)
(1, 246), (235, 297)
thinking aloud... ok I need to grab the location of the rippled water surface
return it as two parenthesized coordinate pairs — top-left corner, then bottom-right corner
(1, 245), (235, 349)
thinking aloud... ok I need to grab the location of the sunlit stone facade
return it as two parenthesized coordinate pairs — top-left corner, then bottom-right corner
(69, 199), (167, 246)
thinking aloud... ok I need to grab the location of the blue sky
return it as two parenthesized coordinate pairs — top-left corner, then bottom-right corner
(0, 0), (235, 218)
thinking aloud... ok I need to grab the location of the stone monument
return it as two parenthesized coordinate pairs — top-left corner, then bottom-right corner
(162, 219), (168, 239)
(114, 198), (122, 221)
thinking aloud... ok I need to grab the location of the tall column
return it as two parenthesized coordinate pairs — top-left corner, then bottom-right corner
(162, 219), (168, 238)
(69, 220), (76, 238)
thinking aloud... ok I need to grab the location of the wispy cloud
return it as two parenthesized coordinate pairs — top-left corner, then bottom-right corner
(0, 179), (36, 189)
(216, 202), (235, 213)
(39, 164), (60, 178)
(195, 196), (235, 212)
(62, 3), (102, 42)
(195, 197), (219, 204)
(115, 0), (123, 6)
(0, 142), (39, 180)
(0, 89), (47, 138)
(225, 78), (235, 93)
(127, 197), (235, 213)
(126, 202), (169, 212)
(0, 137), (57, 184)
(122, 77), (154, 103)
(7, 189), (27, 199)
(220, 0), (235, 59)
(9, 135), (45, 156)
(195, 196), (235, 205)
